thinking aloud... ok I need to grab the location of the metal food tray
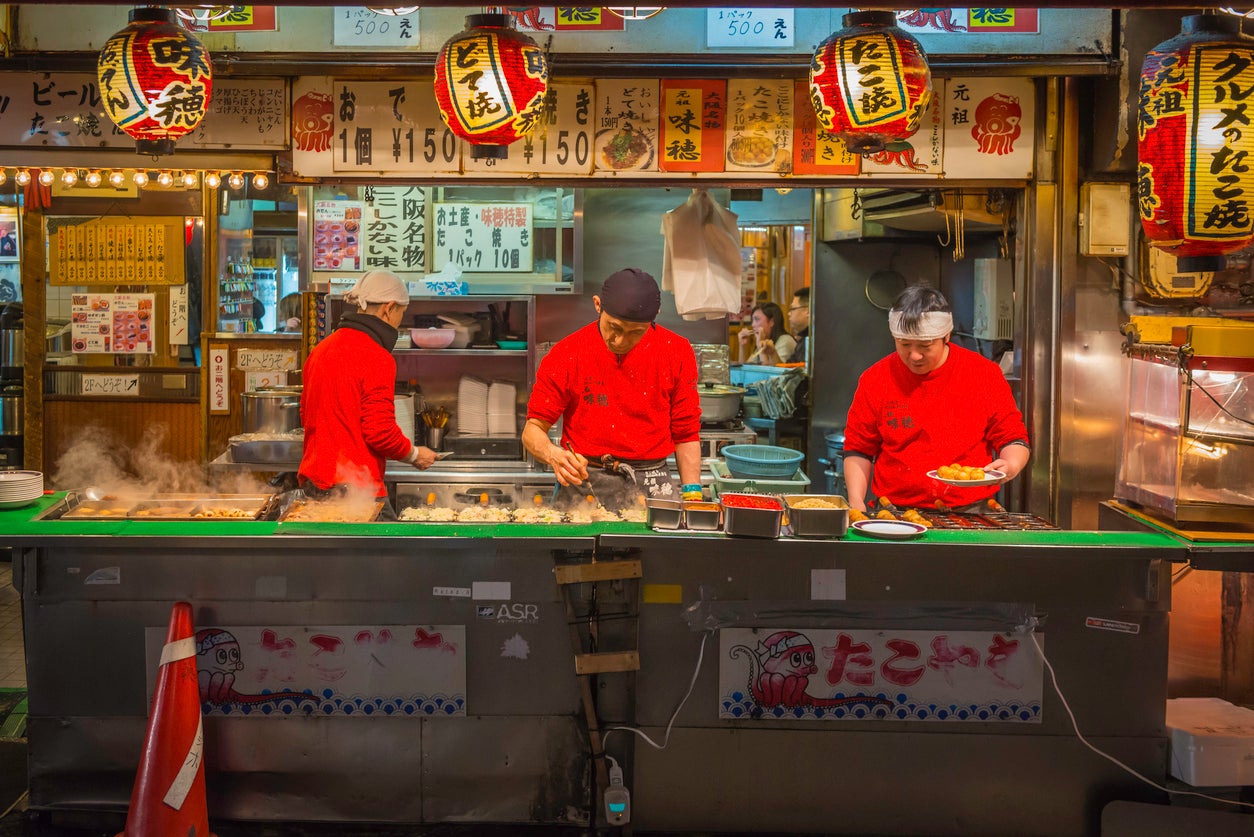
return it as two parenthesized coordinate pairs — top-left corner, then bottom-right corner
(58, 497), (138, 519)
(783, 494), (850, 538)
(279, 498), (385, 523)
(186, 495), (273, 520)
(229, 437), (304, 465)
(127, 500), (199, 519)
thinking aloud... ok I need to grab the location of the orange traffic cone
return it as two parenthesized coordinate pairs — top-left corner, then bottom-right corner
(117, 601), (216, 837)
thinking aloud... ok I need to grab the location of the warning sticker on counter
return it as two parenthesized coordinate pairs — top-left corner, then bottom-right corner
(1085, 616), (1140, 635)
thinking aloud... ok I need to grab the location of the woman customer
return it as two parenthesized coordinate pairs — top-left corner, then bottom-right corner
(737, 301), (796, 365)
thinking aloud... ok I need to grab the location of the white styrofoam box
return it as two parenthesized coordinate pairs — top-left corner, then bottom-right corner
(1166, 698), (1254, 787)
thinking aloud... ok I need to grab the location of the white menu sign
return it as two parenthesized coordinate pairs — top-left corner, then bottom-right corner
(81, 374), (140, 397)
(330, 80), (461, 174)
(363, 185), (427, 273)
(706, 9), (794, 48)
(209, 347), (230, 413)
(332, 7), (420, 47)
(168, 285), (188, 347)
(464, 82), (597, 175)
(69, 293), (155, 355)
(432, 203), (534, 273)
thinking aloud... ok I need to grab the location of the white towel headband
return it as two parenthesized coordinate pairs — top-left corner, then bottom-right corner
(888, 310), (953, 340)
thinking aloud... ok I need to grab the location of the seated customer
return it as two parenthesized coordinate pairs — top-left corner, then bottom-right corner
(737, 301), (795, 364)
(789, 287), (810, 364)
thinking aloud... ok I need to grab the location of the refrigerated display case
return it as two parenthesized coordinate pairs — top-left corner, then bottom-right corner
(252, 233), (299, 332)
(1116, 323), (1254, 525)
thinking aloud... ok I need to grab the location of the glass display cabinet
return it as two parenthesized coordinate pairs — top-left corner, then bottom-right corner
(1116, 323), (1254, 525)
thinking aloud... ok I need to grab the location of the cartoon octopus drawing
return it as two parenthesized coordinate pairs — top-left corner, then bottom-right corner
(291, 91), (333, 153)
(196, 628), (317, 708)
(729, 630), (892, 711)
(868, 140), (930, 172)
(897, 9), (967, 32)
(504, 7), (553, 31)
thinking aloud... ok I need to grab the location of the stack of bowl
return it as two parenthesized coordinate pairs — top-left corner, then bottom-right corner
(0, 470), (43, 509)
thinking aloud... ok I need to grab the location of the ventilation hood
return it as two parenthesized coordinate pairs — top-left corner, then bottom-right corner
(859, 189), (1006, 234)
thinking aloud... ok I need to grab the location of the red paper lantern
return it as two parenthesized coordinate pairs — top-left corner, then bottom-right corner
(808, 11), (933, 156)
(97, 7), (213, 157)
(434, 13), (549, 160)
(1138, 14), (1254, 272)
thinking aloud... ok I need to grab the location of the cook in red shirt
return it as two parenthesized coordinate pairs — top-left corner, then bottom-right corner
(523, 268), (703, 503)
(298, 271), (437, 510)
(842, 286), (1030, 512)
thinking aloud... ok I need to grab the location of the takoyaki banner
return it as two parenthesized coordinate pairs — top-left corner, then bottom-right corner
(145, 624), (467, 717)
(719, 627), (1044, 723)
(291, 75), (1034, 181)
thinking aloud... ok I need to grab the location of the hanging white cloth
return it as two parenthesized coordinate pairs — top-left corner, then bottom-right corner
(660, 188), (743, 321)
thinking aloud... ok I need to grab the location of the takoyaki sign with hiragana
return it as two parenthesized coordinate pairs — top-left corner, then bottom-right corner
(719, 627), (1043, 722)
(145, 624), (467, 717)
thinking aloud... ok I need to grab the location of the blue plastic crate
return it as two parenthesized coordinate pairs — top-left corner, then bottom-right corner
(721, 444), (805, 479)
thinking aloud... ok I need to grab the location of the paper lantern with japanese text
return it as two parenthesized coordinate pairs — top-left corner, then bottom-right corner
(809, 11), (933, 156)
(434, 13), (549, 160)
(97, 7), (213, 157)
(1138, 14), (1254, 272)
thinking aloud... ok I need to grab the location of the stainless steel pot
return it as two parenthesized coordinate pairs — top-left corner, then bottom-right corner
(698, 384), (745, 423)
(0, 329), (22, 370)
(0, 391), (22, 437)
(241, 387), (303, 434)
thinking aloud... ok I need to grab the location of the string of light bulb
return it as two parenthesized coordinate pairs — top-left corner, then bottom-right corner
(0, 167), (271, 191)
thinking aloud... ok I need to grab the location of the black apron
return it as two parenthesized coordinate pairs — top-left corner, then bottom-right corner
(551, 457), (680, 510)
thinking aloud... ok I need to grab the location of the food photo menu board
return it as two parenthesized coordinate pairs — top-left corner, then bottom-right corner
(312, 200), (364, 272)
(70, 293), (155, 354)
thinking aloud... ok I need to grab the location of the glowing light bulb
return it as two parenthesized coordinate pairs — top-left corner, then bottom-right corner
(204, 171), (221, 188)
(38, 170), (54, 186)
(0, 170), (7, 186)
(14, 170), (30, 187)
(108, 170), (125, 187)
(252, 172), (269, 190)
(181, 171), (199, 188)
(133, 171), (149, 187)
(157, 171), (174, 187)
(85, 170), (103, 188)
(61, 169), (79, 186)
(227, 172), (245, 190)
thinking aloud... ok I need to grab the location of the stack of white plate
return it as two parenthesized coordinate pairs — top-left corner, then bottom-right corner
(488, 381), (518, 436)
(0, 470), (43, 510)
(457, 375), (489, 436)
(394, 394), (415, 444)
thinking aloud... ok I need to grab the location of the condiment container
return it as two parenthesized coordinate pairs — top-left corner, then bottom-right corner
(782, 494), (850, 538)
(720, 492), (783, 538)
(682, 500), (722, 531)
(646, 498), (683, 530)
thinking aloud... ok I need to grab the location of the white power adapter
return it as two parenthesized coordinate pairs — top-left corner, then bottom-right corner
(604, 756), (631, 826)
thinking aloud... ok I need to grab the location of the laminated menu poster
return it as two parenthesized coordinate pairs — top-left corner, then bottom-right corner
(312, 200), (364, 272)
(725, 79), (794, 174)
(70, 293), (155, 355)
(48, 216), (185, 286)
(593, 79), (660, 176)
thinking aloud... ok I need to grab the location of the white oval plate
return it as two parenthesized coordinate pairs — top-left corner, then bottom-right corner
(851, 519), (927, 540)
(926, 469), (1005, 488)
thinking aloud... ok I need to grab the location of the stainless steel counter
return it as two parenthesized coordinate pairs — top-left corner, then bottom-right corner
(210, 448), (555, 484)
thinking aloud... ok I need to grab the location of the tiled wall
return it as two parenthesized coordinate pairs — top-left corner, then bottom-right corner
(45, 285), (83, 322)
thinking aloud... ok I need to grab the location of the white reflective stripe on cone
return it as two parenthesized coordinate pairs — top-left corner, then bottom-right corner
(163, 714), (203, 811)
(159, 636), (196, 665)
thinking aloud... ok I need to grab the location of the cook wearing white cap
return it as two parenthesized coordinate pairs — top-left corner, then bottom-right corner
(298, 270), (437, 511)
(842, 285), (1030, 514)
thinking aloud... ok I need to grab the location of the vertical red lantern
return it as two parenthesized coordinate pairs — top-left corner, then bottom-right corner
(97, 7), (213, 157)
(434, 13), (549, 160)
(808, 11), (933, 156)
(1138, 14), (1254, 272)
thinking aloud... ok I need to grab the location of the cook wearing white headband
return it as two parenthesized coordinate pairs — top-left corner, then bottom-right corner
(297, 270), (436, 516)
(841, 285), (1031, 513)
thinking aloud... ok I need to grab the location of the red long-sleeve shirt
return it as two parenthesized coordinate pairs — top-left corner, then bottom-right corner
(298, 325), (411, 497)
(527, 321), (701, 462)
(843, 344), (1028, 508)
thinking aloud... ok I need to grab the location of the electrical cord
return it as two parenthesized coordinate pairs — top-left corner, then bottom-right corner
(602, 630), (711, 753)
(1177, 344), (1254, 429)
(1029, 631), (1254, 811)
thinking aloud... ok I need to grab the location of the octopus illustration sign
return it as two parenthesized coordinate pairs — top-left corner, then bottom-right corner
(718, 627), (1044, 722)
(145, 624), (467, 717)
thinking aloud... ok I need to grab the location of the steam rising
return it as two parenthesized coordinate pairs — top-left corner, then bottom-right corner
(52, 425), (270, 498)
